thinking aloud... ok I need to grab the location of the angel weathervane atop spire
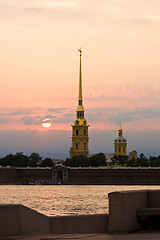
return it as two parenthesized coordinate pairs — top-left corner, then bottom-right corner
(78, 47), (82, 56)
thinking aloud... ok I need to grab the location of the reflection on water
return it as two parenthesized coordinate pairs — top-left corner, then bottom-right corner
(0, 185), (160, 216)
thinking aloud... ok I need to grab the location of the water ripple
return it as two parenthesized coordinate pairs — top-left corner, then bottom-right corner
(0, 185), (160, 216)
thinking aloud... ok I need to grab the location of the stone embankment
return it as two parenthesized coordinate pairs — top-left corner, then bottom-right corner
(0, 204), (108, 237)
(1, 189), (160, 237)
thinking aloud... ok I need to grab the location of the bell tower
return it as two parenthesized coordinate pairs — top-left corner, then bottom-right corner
(69, 49), (89, 158)
(114, 125), (127, 156)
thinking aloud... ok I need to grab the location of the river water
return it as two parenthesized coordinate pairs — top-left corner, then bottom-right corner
(0, 185), (160, 216)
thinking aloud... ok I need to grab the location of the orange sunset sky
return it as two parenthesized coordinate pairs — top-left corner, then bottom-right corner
(1, 0), (160, 159)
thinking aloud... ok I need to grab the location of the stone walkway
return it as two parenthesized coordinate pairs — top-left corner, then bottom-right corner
(2, 232), (160, 240)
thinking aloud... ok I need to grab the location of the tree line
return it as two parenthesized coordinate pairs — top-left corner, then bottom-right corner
(0, 152), (55, 167)
(64, 153), (107, 167)
(64, 153), (160, 168)
(109, 153), (160, 168)
(1, 152), (160, 168)
(0, 152), (107, 168)
(126, 153), (160, 167)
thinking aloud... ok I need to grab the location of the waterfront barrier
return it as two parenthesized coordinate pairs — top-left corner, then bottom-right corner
(0, 204), (50, 236)
(0, 204), (108, 237)
(108, 189), (160, 232)
(1, 189), (160, 237)
(50, 214), (108, 234)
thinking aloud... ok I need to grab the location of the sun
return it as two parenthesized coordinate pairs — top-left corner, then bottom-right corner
(42, 118), (52, 128)
(42, 122), (51, 128)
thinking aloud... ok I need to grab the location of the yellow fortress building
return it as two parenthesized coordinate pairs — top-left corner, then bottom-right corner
(114, 125), (127, 156)
(69, 49), (89, 158)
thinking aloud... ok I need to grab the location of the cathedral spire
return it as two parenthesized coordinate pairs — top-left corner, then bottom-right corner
(77, 48), (84, 117)
(119, 123), (122, 137)
(78, 48), (82, 105)
(69, 48), (89, 158)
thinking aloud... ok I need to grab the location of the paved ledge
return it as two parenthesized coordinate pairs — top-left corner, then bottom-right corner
(2, 232), (160, 240)
(137, 208), (160, 216)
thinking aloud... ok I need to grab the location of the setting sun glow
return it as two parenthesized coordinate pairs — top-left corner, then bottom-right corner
(42, 118), (52, 128)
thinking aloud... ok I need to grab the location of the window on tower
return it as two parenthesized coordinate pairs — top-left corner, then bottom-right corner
(76, 130), (79, 135)
(84, 130), (86, 135)
(119, 147), (121, 152)
(84, 143), (87, 150)
(76, 144), (78, 150)
(76, 120), (79, 125)
(79, 100), (82, 105)
(123, 147), (125, 152)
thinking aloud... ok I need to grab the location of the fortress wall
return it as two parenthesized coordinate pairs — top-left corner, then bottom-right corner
(1, 166), (160, 184)
(0, 167), (52, 184)
(18, 168), (51, 183)
(68, 168), (160, 184)
(0, 168), (19, 184)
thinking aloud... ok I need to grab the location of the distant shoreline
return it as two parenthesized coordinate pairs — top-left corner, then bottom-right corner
(1, 165), (160, 185)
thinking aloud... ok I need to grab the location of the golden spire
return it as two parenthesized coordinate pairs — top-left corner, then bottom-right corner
(78, 48), (82, 102)
(77, 48), (84, 113)
(119, 123), (123, 136)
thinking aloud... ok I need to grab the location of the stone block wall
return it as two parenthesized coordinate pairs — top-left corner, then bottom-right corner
(1, 190), (160, 236)
(0, 204), (21, 236)
(51, 214), (108, 234)
(0, 204), (108, 237)
(108, 190), (148, 232)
